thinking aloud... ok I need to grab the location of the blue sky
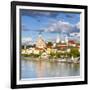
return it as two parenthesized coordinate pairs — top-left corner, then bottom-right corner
(20, 9), (80, 44)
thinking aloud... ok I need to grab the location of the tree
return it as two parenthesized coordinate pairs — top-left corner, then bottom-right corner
(70, 48), (80, 57)
(47, 42), (53, 47)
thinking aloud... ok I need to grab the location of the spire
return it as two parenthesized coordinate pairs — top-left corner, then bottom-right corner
(65, 36), (68, 45)
(56, 33), (60, 43)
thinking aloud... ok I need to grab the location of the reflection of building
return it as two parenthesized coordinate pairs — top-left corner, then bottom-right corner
(36, 34), (46, 49)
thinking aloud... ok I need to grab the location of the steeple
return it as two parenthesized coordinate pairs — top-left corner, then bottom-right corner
(56, 33), (60, 43)
(65, 36), (68, 45)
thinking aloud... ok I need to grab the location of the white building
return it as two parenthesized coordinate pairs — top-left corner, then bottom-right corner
(56, 34), (60, 43)
(36, 34), (46, 48)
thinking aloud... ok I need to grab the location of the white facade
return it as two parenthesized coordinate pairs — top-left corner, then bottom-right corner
(36, 35), (46, 48)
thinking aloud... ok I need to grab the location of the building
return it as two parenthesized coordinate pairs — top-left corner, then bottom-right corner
(68, 40), (76, 47)
(35, 34), (46, 49)
(56, 43), (68, 50)
(56, 34), (60, 43)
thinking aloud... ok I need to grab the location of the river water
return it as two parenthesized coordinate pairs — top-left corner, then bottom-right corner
(21, 59), (80, 79)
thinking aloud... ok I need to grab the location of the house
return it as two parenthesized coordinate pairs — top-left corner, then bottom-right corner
(68, 40), (76, 47)
(56, 42), (68, 50)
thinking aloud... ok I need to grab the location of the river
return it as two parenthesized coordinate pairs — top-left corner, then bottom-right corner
(21, 59), (80, 79)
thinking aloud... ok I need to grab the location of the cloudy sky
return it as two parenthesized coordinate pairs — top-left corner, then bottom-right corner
(20, 9), (80, 44)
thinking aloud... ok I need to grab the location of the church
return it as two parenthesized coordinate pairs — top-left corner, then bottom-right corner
(35, 34), (46, 49)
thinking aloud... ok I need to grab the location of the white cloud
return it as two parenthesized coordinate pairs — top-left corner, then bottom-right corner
(22, 37), (32, 45)
(33, 11), (52, 16)
(57, 21), (73, 31)
(22, 37), (32, 42)
(70, 32), (80, 37)
(44, 20), (79, 33)
(76, 22), (80, 29)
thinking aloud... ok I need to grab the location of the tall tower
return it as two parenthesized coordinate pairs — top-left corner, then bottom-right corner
(56, 33), (60, 43)
(65, 36), (68, 46)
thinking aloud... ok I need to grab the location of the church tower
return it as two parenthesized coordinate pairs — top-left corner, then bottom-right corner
(65, 36), (68, 46)
(56, 33), (60, 43)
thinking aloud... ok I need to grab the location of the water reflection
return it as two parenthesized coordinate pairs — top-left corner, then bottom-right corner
(21, 60), (80, 79)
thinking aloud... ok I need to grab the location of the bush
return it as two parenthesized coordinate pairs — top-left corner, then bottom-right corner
(56, 52), (61, 58)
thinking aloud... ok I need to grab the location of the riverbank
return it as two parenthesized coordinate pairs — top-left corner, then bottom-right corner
(21, 56), (80, 64)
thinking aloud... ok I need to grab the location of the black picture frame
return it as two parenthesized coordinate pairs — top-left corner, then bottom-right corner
(11, 1), (88, 89)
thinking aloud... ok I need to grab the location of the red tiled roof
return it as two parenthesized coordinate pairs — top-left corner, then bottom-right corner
(68, 40), (75, 44)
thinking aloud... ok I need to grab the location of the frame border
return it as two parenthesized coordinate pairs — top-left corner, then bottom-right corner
(11, 1), (88, 89)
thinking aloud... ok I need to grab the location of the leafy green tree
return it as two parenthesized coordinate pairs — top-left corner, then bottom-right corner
(47, 42), (53, 47)
(70, 48), (80, 57)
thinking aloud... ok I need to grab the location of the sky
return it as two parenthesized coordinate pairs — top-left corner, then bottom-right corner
(20, 9), (80, 44)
